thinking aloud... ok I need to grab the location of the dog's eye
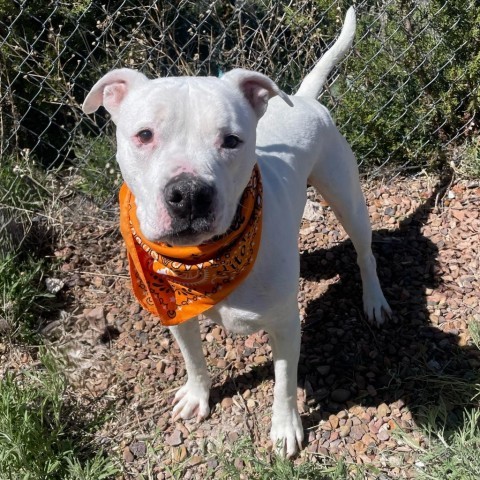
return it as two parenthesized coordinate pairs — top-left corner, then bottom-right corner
(222, 135), (242, 149)
(137, 129), (153, 144)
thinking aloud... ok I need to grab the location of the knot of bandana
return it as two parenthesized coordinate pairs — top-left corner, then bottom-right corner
(119, 165), (263, 326)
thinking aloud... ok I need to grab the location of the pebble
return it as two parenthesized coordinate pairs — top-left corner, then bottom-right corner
(331, 388), (351, 403)
(172, 446), (187, 462)
(165, 429), (183, 446)
(130, 441), (146, 457)
(221, 397), (233, 409)
(377, 403), (391, 418)
(122, 446), (134, 463)
(316, 365), (331, 375)
(189, 455), (203, 467)
(329, 414), (339, 429)
(84, 305), (105, 322)
(377, 429), (390, 441)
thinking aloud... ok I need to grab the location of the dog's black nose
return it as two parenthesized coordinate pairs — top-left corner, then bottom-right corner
(164, 174), (215, 220)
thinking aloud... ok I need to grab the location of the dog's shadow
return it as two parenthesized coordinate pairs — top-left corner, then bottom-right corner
(211, 171), (480, 440)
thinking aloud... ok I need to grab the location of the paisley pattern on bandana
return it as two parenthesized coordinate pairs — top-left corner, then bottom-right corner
(119, 165), (263, 326)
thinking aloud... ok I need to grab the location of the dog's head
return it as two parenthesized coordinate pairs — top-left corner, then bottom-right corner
(83, 68), (292, 246)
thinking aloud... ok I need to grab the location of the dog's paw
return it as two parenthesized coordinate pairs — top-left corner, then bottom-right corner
(270, 408), (304, 458)
(363, 291), (392, 326)
(172, 381), (210, 422)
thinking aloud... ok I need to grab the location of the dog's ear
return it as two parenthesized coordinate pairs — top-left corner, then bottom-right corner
(222, 68), (293, 118)
(82, 68), (148, 120)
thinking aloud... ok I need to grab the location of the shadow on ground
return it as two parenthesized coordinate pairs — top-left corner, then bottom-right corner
(299, 172), (479, 432)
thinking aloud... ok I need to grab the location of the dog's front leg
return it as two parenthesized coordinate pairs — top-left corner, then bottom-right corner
(268, 313), (303, 457)
(170, 319), (211, 421)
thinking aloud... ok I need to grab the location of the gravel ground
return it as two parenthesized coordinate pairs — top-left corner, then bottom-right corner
(45, 172), (480, 479)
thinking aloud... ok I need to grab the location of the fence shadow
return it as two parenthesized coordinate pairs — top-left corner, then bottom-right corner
(299, 171), (479, 434)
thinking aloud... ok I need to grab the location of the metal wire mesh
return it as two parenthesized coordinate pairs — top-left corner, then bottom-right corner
(1, 0), (478, 186)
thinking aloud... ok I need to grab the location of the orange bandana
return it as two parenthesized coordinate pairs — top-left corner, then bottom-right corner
(119, 166), (263, 326)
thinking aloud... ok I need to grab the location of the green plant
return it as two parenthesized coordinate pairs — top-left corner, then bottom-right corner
(417, 408), (480, 479)
(71, 134), (118, 202)
(212, 435), (367, 480)
(0, 156), (57, 341)
(0, 351), (120, 479)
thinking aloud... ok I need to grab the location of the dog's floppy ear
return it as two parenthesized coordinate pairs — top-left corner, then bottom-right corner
(82, 68), (148, 120)
(222, 68), (293, 118)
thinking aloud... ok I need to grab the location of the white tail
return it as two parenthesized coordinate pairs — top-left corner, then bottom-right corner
(296, 7), (356, 99)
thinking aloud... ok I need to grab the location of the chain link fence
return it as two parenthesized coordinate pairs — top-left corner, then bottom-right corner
(1, 0), (479, 196)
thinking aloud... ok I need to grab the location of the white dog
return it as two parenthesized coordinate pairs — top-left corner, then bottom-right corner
(83, 7), (391, 457)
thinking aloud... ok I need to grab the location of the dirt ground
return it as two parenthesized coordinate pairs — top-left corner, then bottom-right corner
(44, 172), (480, 478)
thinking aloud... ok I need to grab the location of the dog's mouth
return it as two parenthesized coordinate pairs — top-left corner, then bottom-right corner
(162, 217), (217, 247)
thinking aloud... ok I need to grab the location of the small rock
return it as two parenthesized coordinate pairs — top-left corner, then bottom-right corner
(377, 429), (390, 441)
(354, 440), (367, 453)
(172, 446), (187, 462)
(130, 441), (146, 457)
(254, 355), (268, 364)
(303, 199), (323, 221)
(377, 403), (391, 418)
(331, 388), (351, 403)
(337, 410), (348, 420)
(367, 385), (377, 397)
(134, 320), (145, 331)
(217, 358), (227, 369)
(316, 365), (331, 376)
(157, 416), (169, 431)
(329, 414), (339, 429)
(362, 433), (375, 446)
(45, 277), (64, 294)
(384, 206), (396, 216)
(165, 429), (183, 446)
(189, 455), (203, 466)
(350, 425), (365, 441)
(339, 425), (351, 438)
(221, 397), (233, 409)
(84, 305), (105, 322)
(122, 446), (134, 463)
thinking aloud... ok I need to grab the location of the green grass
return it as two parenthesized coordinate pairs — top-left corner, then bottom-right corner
(0, 254), (52, 342)
(417, 408), (480, 479)
(0, 351), (120, 480)
(455, 136), (480, 179)
(72, 134), (119, 203)
(0, 157), (120, 479)
(211, 436), (367, 480)
(410, 324), (480, 479)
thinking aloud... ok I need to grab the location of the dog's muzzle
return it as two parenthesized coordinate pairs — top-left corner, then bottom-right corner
(164, 173), (216, 237)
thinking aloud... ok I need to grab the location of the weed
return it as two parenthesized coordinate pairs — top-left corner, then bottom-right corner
(417, 408), (480, 479)
(211, 435), (366, 480)
(72, 134), (119, 204)
(0, 254), (52, 341)
(0, 351), (120, 479)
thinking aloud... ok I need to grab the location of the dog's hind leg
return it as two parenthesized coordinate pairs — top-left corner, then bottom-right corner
(170, 319), (212, 421)
(308, 130), (391, 325)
